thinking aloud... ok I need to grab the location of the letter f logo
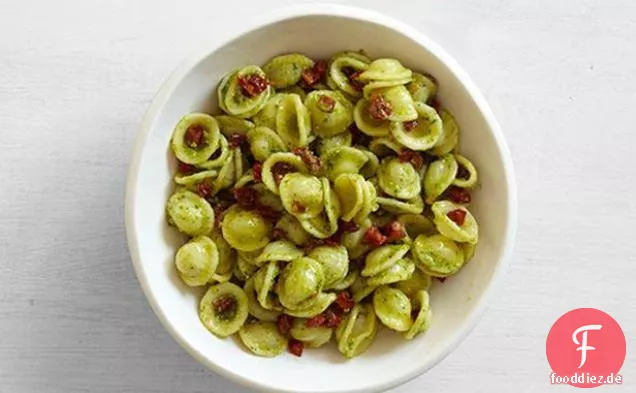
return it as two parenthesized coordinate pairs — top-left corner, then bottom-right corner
(572, 325), (602, 368)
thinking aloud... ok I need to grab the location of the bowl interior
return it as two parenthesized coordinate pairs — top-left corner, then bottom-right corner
(128, 11), (514, 393)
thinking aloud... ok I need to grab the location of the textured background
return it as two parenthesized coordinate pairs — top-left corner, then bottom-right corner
(1, 0), (635, 392)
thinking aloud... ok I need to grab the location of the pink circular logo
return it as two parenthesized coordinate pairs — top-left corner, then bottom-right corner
(546, 308), (626, 388)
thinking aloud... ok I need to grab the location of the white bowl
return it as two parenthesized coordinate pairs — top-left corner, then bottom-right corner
(125, 4), (517, 393)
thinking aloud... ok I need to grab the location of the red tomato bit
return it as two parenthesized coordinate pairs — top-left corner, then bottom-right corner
(334, 292), (355, 313)
(288, 339), (304, 357)
(185, 124), (205, 148)
(292, 147), (322, 173)
(318, 95), (336, 113)
(324, 310), (343, 328)
(177, 160), (196, 174)
(349, 71), (365, 91)
(363, 225), (387, 247)
(233, 186), (259, 210)
(446, 186), (471, 204)
(398, 149), (424, 169)
(272, 162), (295, 185)
(382, 220), (406, 243)
(237, 74), (269, 97)
(301, 59), (327, 87)
(213, 296), (236, 314)
(368, 93), (393, 120)
(340, 220), (360, 233)
(228, 133), (247, 149)
(306, 314), (327, 328)
(251, 161), (263, 183)
(447, 209), (467, 226)
(277, 314), (293, 336)
(403, 120), (419, 132)
(197, 182), (213, 198)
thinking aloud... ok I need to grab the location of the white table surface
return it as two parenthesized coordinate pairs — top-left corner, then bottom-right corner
(1, 0), (635, 392)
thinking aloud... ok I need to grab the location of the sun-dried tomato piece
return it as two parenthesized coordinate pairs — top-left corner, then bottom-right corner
(368, 93), (392, 120)
(237, 74), (269, 97)
(288, 339), (304, 357)
(256, 205), (281, 221)
(363, 226), (387, 247)
(184, 124), (205, 148)
(213, 296), (236, 314)
(398, 149), (425, 169)
(212, 204), (227, 226)
(306, 314), (327, 328)
(277, 314), (293, 336)
(233, 186), (259, 210)
(251, 161), (263, 183)
(334, 292), (355, 313)
(382, 220), (406, 243)
(292, 201), (306, 214)
(272, 162), (295, 185)
(446, 186), (471, 204)
(317, 95), (336, 113)
(340, 220), (359, 233)
(197, 182), (213, 198)
(403, 120), (419, 132)
(228, 133), (247, 149)
(323, 237), (340, 247)
(177, 160), (196, 174)
(301, 59), (327, 87)
(292, 147), (322, 173)
(447, 209), (467, 226)
(271, 228), (286, 240)
(324, 310), (343, 328)
(349, 71), (365, 91)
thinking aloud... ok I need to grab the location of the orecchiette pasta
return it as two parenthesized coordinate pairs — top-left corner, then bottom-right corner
(239, 319), (288, 357)
(171, 113), (221, 165)
(290, 318), (333, 348)
(336, 303), (378, 358)
(222, 205), (271, 252)
(407, 72), (438, 104)
(277, 257), (325, 310)
(305, 90), (354, 137)
(328, 51), (370, 98)
(166, 188), (215, 236)
(174, 236), (219, 287)
(431, 109), (460, 156)
(322, 146), (369, 181)
(199, 282), (249, 337)
(373, 286), (413, 332)
(279, 173), (324, 219)
(262, 53), (314, 89)
(299, 177), (340, 239)
(377, 157), (421, 199)
(404, 290), (432, 340)
(390, 102), (443, 151)
(218, 66), (272, 118)
(166, 50), (481, 359)
(431, 201), (479, 244)
(216, 115), (255, 137)
(424, 154), (458, 203)
(276, 93), (311, 148)
(247, 126), (287, 162)
(413, 234), (465, 277)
